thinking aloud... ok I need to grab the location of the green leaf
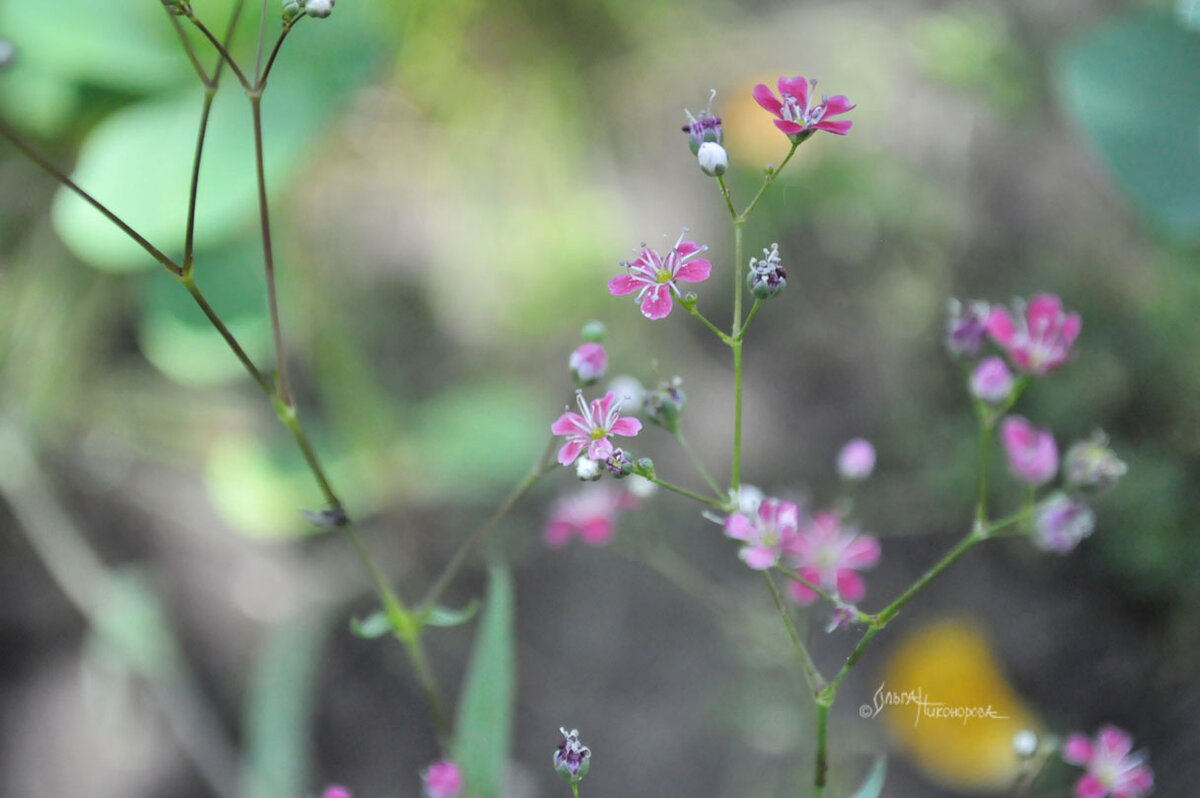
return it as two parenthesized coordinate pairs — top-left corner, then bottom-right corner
(425, 600), (481, 628)
(349, 611), (391, 639)
(454, 567), (516, 798)
(1056, 12), (1200, 238)
(847, 756), (888, 798)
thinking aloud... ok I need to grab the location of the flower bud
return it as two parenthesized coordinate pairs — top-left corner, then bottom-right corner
(1032, 492), (1094, 554)
(162, 0), (192, 15)
(604, 448), (635, 479)
(305, 0), (336, 18)
(945, 298), (990, 357)
(970, 356), (1014, 404)
(697, 142), (728, 176)
(580, 320), (606, 343)
(1012, 730), (1039, 759)
(646, 377), (685, 432)
(1063, 431), (1127, 492)
(569, 342), (607, 387)
(575, 457), (602, 481)
(422, 761), (463, 798)
(554, 728), (591, 784)
(747, 243), (786, 300)
(282, 0), (304, 20)
(1000, 416), (1058, 487)
(634, 457), (655, 478)
(731, 484), (764, 514)
(682, 92), (723, 155)
(836, 438), (875, 481)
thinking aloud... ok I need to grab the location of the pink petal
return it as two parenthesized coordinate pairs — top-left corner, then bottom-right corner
(823, 95), (855, 115)
(579, 518), (614, 546)
(640, 284), (674, 320)
(674, 258), (711, 283)
(814, 119), (853, 135)
(1061, 313), (1082, 347)
(587, 438), (615, 460)
(608, 274), (642, 296)
(841, 536), (881, 569)
(551, 413), (587, 436)
(1126, 766), (1154, 792)
(1075, 775), (1107, 798)
(789, 573), (818, 606)
(1097, 726), (1134, 759)
(1062, 734), (1094, 765)
(741, 545), (777, 570)
(724, 513), (755, 541)
(1026, 294), (1065, 329)
(557, 440), (585, 466)
(674, 240), (703, 258)
(609, 417), (642, 437)
(544, 520), (574, 547)
(634, 248), (662, 270)
(777, 76), (810, 107)
(836, 569), (866, 602)
(752, 83), (782, 115)
(773, 119), (805, 135)
(592, 391), (616, 419)
(986, 307), (1017, 347)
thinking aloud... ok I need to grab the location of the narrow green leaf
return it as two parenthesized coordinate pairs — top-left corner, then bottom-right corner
(453, 567), (515, 798)
(425, 600), (481, 628)
(847, 756), (887, 798)
(349, 611), (391, 639)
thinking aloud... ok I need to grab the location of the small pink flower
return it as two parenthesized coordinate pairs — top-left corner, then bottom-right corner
(422, 761), (463, 798)
(786, 512), (880, 606)
(836, 438), (876, 481)
(322, 787), (351, 798)
(608, 230), (712, 320)
(724, 497), (801, 570)
(970, 356), (1015, 404)
(551, 390), (642, 466)
(1032, 492), (1094, 554)
(545, 485), (638, 548)
(752, 76), (854, 139)
(1062, 726), (1154, 798)
(569, 342), (607, 386)
(987, 294), (1081, 376)
(1001, 416), (1058, 487)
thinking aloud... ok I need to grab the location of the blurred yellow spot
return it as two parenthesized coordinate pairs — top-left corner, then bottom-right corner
(879, 618), (1039, 791)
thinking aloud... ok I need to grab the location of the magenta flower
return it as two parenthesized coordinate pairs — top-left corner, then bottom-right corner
(970, 356), (1015, 404)
(422, 761), (463, 798)
(1000, 416), (1058, 487)
(569, 342), (607, 386)
(987, 294), (1081, 375)
(322, 788), (351, 798)
(786, 512), (880, 606)
(1033, 492), (1094, 554)
(724, 497), (801, 570)
(752, 76), (854, 139)
(836, 438), (876, 481)
(545, 485), (638, 548)
(608, 230), (712, 320)
(1062, 726), (1154, 798)
(551, 390), (642, 466)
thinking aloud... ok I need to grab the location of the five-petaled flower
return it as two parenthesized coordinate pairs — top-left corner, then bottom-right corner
(551, 390), (642, 466)
(1062, 726), (1154, 798)
(786, 512), (880, 606)
(724, 497), (801, 570)
(753, 76), (854, 140)
(987, 294), (1081, 376)
(608, 230), (712, 320)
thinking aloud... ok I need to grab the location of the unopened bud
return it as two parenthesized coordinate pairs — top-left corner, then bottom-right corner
(569, 343), (607, 387)
(604, 449), (635, 479)
(553, 728), (591, 784)
(1063, 431), (1127, 492)
(646, 377), (685, 432)
(1012, 730), (1039, 759)
(697, 142), (728, 176)
(836, 438), (875, 481)
(634, 457), (655, 478)
(747, 243), (786, 299)
(162, 0), (192, 15)
(682, 91), (723, 155)
(945, 298), (990, 357)
(969, 356), (1014, 404)
(282, 0), (304, 20)
(581, 320), (606, 344)
(1032, 492), (1094, 554)
(305, 0), (335, 17)
(576, 457), (602, 482)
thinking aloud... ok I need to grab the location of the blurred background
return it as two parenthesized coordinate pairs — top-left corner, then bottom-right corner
(1, 0), (1198, 796)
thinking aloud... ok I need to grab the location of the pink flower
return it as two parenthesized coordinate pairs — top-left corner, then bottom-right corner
(608, 230), (712, 320)
(1062, 726), (1154, 798)
(786, 512), (880, 606)
(987, 294), (1081, 376)
(1032, 492), (1094, 554)
(724, 497), (801, 570)
(551, 390), (642, 466)
(422, 761), (463, 798)
(1000, 416), (1058, 487)
(322, 787), (351, 798)
(970, 356), (1015, 404)
(545, 485), (638, 548)
(752, 76), (854, 139)
(836, 438), (876, 480)
(569, 342), (607, 386)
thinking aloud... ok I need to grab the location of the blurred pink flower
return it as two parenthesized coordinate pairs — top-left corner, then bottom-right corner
(1001, 416), (1058, 487)
(836, 438), (876, 480)
(987, 294), (1081, 375)
(1032, 492), (1094, 554)
(422, 761), (463, 798)
(545, 485), (638, 548)
(569, 342), (607, 386)
(608, 231), (711, 320)
(551, 390), (642, 466)
(322, 787), (351, 798)
(752, 76), (854, 139)
(786, 512), (880, 606)
(724, 497), (801, 570)
(970, 356), (1015, 404)
(1062, 726), (1154, 798)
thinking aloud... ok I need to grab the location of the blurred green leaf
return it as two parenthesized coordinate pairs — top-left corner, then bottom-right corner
(454, 566), (515, 798)
(239, 609), (333, 798)
(848, 756), (888, 798)
(1056, 11), (1200, 239)
(425, 600), (481, 628)
(349, 611), (391, 639)
(92, 570), (180, 675)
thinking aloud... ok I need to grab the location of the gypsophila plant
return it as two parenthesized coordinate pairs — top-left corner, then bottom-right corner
(0, 4), (1154, 795)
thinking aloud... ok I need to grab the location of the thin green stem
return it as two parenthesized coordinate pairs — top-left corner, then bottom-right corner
(739, 298), (762, 338)
(814, 702), (829, 798)
(730, 221), (745, 492)
(672, 428), (723, 499)
(258, 21), (297, 88)
(715, 174), (737, 220)
(642, 474), (728, 509)
(570, 783), (580, 798)
(252, 0), (268, 84)
(187, 14), (252, 91)
(761, 571), (826, 694)
(249, 95), (292, 407)
(876, 530), (982, 625)
(417, 437), (558, 614)
(740, 142), (800, 220)
(399, 633), (452, 750)
(183, 90), (216, 270)
(181, 275), (272, 393)
(975, 403), (993, 526)
(684, 302), (733, 344)
(167, 12), (212, 85)
(0, 122), (182, 276)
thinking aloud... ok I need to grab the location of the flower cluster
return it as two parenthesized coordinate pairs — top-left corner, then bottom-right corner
(1062, 726), (1154, 798)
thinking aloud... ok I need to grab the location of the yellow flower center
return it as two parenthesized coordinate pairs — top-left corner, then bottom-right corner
(655, 269), (673, 283)
(590, 427), (606, 440)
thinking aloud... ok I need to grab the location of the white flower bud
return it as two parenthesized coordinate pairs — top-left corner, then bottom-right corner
(697, 141), (728, 176)
(575, 458), (601, 481)
(1012, 730), (1038, 759)
(305, 0), (335, 18)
